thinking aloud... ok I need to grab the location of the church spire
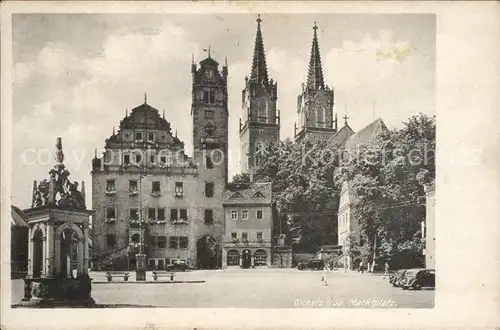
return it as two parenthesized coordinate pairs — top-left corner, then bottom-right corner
(250, 14), (269, 86)
(306, 22), (325, 91)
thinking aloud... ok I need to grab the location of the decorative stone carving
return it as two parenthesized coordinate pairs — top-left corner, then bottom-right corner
(31, 138), (86, 210)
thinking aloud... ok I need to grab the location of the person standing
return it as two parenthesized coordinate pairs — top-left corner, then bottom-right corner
(359, 261), (364, 274)
(322, 264), (330, 286)
(383, 262), (390, 279)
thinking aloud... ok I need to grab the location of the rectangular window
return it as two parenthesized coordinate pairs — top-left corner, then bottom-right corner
(152, 181), (160, 192)
(242, 232), (248, 241)
(157, 208), (165, 220)
(210, 91), (215, 103)
(106, 207), (116, 220)
(180, 209), (187, 219)
(129, 180), (138, 192)
(175, 182), (184, 196)
(231, 210), (238, 220)
(135, 132), (143, 141)
(231, 232), (237, 239)
(205, 182), (214, 197)
(179, 236), (189, 249)
(148, 208), (156, 219)
(129, 208), (139, 220)
(257, 210), (263, 219)
(203, 91), (209, 103)
(135, 154), (142, 163)
(204, 209), (213, 224)
(106, 234), (116, 248)
(156, 236), (167, 249)
(147, 132), (155, 142)
(169, 236), (178, 249)
(106, 180), (115, 191)
(123, 154), (130, 165)
(257, 232), (263, 240)
(241, 210), (249, 220)
(206, 156), (213, 169)
(205, 110), (214, 119)
(170, 209), (178, 220)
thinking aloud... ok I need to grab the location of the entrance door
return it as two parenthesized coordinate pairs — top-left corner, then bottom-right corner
(197, 235), (219, 269)
(242, 249), (251, 269)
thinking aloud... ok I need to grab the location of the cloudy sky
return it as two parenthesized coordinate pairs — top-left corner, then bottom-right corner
(12, 13), (435, 208)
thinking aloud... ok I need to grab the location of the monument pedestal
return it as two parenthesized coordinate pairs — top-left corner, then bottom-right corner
(16, 275), (94, 308)
(135, 253), (147, 281)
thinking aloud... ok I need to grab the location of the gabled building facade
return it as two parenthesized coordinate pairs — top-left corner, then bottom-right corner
(240, 15), (280, 172)
(294, 23), (338, 143)
(222, 182), (273, 268)
(91, 54), (229, 270)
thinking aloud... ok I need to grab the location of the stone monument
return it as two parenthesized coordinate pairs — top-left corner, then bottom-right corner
(14, 137), (94, 307)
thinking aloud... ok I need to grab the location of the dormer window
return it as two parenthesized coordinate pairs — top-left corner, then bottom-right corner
(135, 132), (143, 142)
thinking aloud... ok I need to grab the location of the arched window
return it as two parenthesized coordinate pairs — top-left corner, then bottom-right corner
(254, 249), (267, 266)
(316, 107), (324, 126)
(227, 250), (240, 266)
(257, 100), (267, 123)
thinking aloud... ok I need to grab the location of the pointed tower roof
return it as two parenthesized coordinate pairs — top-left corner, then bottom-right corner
(306, 22), (325, 91)
(250, 14), (269, 86)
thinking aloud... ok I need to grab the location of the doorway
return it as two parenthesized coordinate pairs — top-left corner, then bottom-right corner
(242, 249), (251, 269)
(196, 235), (219, 269)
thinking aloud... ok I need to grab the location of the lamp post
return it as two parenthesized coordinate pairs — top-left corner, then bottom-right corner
(135, 164), (147, 281)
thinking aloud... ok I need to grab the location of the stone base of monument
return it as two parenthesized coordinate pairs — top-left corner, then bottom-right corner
(13, 275), (95, 308)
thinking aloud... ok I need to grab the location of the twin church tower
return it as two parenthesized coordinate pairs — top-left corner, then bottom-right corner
(240, 15), (338, 173)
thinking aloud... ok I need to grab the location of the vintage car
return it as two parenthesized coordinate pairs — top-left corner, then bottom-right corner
(297, 259), (325, 270)
(389, 269), (408, 287)
(401, 268), (435, 290)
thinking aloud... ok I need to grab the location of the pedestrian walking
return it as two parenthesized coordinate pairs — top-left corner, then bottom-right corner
(383, 262), (389, 279)
(359, 261), (364, 274)
(321, 264), (330, 286)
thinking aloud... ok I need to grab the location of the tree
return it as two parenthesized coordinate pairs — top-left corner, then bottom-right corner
(335, 113), (435, 268)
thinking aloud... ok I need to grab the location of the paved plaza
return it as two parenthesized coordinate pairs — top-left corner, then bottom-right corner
(11, 268), (434, 308)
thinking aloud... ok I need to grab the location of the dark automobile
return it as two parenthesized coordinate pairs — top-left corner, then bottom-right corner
(297, 259), (325, 270)
(401, 268), (435, 290)
(389, 269), (408, 287)
(166, 260), (188, 272)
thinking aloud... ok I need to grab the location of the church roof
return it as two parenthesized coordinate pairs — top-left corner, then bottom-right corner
(249, 14), (269, 86)
(11, 205), (28, 227)
(328, 123), (355, 146)
(306, 23), (325, 91)
(344, 118), (388, 152)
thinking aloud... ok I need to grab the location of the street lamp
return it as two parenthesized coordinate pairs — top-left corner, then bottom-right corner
(135, 163), (147, 281)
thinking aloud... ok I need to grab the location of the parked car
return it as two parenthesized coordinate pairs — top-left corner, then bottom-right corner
(166, 260), (188, 272)
(401, 268), (435, 290)
(297, 259), (325, 270)
(389, 269), (408, 287)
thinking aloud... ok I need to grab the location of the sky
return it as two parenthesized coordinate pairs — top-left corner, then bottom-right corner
(11, 13), (435, 209)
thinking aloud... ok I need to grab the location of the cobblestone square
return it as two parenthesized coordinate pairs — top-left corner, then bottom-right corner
(12, 268), (434, 308)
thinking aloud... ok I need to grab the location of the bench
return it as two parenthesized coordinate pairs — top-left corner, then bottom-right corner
(106, 271), (130, 282)
(152, 271), (175, 281)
